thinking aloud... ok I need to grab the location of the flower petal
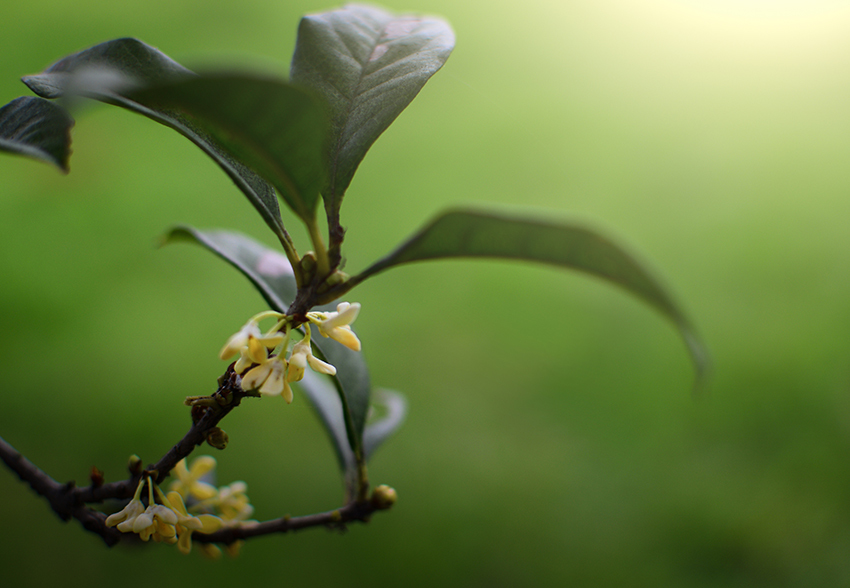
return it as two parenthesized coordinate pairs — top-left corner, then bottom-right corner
(241, 361), (273, 391)
(166, 491), (189, 516)
(151, 504), (178, 525)
(188, 456), (217, 477)
(324, 302), (360, 328)
(105, 499), (144, 529)
(132, 512), (154, 533)
(177, 528), (194, 554)
(198, 514), (224, 533)
(306, 354), (337, 375)
(282, 379), (293, 404)
(233, 347), (255, 374)
(327, 325), (361, 351)
(219, 322), (261, 360)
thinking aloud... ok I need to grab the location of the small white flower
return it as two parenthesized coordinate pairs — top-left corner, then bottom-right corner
(133, 503), (179, 543)
(106, 497), (145, 532)
(220, 319), (284, 364)
(166, 491), (223, 555)
(215, 481), (255, 523)
(288, 338), (336, 383)
(168, 456), (218, 501)
(241, 357), (293, 403)
(106, 477), (147, 532)
(308, 302), (361, 351)
(233, 346), (255, 375)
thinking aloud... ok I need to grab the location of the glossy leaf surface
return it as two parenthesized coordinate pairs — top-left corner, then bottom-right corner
(0, 96), (73, 171)
(363, 389), (408, 458)
(164, 226), (296, 311)
(291, 4), (454, 214)
(307, 316), (371, 450)
(22, 38), (287, 239)
(299, 370), (352, 475)
(299, 370), (406, 479)
(349, 208), (709, 386)
(130, 74), (328, 223)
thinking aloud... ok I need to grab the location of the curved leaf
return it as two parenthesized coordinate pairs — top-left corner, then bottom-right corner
(0, 96), (74, 171)
(129, 74), (329, 223)
(163, 226), (371, 451)
(163, 226), (296, 311)
(363, 389), (408, 458)
(347, 208), (709, 388)
(291, 4), (455, 215)
(308, 324), (371, 453)
(299, 369), (353, 475)
(23, 38), (189, 97)
(22, 38), (288, 239)
(298, 370), (406, 493)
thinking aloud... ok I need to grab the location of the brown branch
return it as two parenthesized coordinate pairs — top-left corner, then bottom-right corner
(75, 364), (245, 504)
(0, 436), (122, 546)
(195, 500), (379, 544)
(149, 381), (242, 486)
(0, 432), (388, 547)
(0, 436), (64, 507)
(0, 362), (391, 549)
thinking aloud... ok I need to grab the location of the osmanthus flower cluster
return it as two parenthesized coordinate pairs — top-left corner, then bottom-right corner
(219, 303), (361, 403)
(169, 456), (257, 558)
(105, 456), (255, 556)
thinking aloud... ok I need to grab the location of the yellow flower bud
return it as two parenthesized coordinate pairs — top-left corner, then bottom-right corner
(206, 427), (229, 450)
(370, 485), (398, 510)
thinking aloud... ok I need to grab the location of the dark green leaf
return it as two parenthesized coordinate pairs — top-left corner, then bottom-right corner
(23, 38), (190, 98)
(129, 74), (329, 223)
(291, 4), (454, 215)
(363, 389), (408, 458)
(298, 370), (405, 487)
(164, 226), (371, 451)
(307, 305), (371, 452)
(348, 208), (709, 388)
(163, 226), (296, 311)
(22, 38), (287, 239)
(298, 370), (354, 475)
(0, 96), (73, 171)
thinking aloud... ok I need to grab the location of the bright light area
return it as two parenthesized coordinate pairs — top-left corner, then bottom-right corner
(583, 0), (850, 65)
(680, 0), (845, 18)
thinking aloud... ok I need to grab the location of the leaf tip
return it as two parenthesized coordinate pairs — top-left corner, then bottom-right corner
(157, 225), (192, 249)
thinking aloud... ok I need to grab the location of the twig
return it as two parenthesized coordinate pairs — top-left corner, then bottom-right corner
(75, 364), (243, 504)
(196, 500), (377, 544)
(0, 363), (387, 549)
(0, 436), (122, 546)
(0, 433), (382, 547)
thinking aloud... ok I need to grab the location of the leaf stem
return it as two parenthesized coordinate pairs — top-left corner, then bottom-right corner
(306, 216), (331, 278)
(276, 233), (304, 288)
(355, 448), (369, 503)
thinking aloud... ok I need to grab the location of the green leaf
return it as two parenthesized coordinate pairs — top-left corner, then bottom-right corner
(129, 74), (329, 223)
(347, 208), (709, 388)
(22, 38), (190, 97)
(298, 370), (352, 475)
(291, 4), (454, 215)
(163, 226), (371, 452)
(298, 370), (406, 490)
(0, 96), (73, 171)
(363, 389), (408, 458)
(22, 38), (288, 240)
(307, 322), (371, 453)
(163, 226), (296, 311)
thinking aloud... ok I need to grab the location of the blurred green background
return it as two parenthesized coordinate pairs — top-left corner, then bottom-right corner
(2, 0), (850, 586)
